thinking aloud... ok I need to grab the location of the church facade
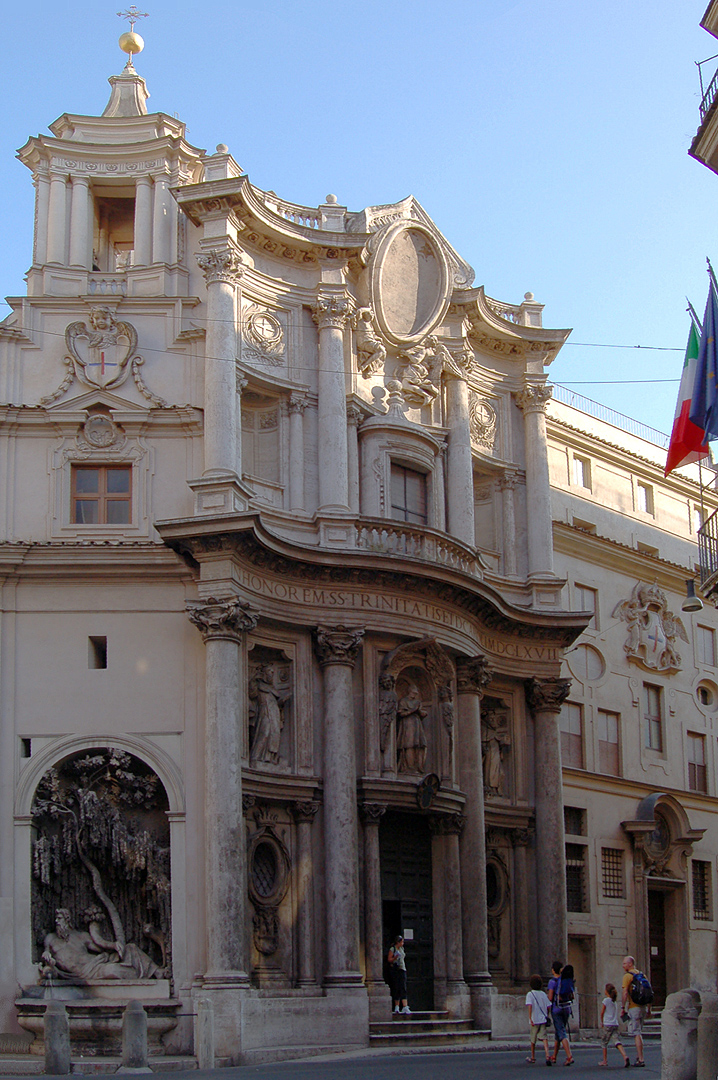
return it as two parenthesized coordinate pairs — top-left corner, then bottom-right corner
(0, 43), (717, 1064)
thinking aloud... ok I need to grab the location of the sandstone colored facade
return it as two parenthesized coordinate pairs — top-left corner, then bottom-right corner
(0, 49), (716, 1063)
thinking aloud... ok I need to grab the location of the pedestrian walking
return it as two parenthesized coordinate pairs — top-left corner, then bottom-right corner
(525, 973), (552, 1064)
(598, 983), (629, 1068)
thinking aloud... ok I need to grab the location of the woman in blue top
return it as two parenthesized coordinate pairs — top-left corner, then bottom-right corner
(547, 961), (575, 1065)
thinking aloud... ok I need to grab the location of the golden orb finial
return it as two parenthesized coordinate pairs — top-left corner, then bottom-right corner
(117, 7), (148, 66)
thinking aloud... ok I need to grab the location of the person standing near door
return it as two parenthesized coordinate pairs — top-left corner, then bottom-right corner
(621, 955), (647, 1067)
(388, 935), (411, 1015)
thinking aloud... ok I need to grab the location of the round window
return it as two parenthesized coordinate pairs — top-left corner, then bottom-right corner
(567, 644), (605, 682)
(696, 681), (718, 712)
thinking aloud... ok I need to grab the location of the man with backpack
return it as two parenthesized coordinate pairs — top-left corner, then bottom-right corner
(621, 955), (653, 1067)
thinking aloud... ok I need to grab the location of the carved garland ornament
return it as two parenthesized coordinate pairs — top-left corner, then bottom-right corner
(241, 305), (285, 367)
(469, 394), (498, 449)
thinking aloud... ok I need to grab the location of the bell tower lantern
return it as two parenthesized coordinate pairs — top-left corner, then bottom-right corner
(16, 18), (204, 299)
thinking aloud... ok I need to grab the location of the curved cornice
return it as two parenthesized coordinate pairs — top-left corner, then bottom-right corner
(456, 286), (571, 362)
(156, 510), (587, 646)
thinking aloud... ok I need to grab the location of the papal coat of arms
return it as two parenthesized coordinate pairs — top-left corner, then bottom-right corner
(65, 307), (138, 391)
(612, 582), (688, 674)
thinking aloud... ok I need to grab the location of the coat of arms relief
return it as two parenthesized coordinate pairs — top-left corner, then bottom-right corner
(612, 582), (688, 674)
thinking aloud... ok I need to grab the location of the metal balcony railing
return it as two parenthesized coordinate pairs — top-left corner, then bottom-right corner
(698, 506), (718, 586)
(700, 66), (718, 122)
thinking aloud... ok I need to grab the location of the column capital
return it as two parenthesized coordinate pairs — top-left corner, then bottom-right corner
(311, 292), (353, 330)
(514, 381), (552, 415)
(196, 246), (246, 286)
(292, 800), (321, 823)
(456, 655), (494, 697)
(360, 802), (387, 824)
(186, 596), (259, 643)
(499, 469), (520, 491)
(525, 675), (571, 714)
(346, 404), (364, 427)
(429, 812), (465, 837)
(314, 625), (364, 667)
(288, 392), (309, 415)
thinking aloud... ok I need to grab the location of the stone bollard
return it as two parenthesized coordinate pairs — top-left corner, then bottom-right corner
(196, 997), (215, 1071)
(696, 991), (718, 1080)
(662, 989), (702, 1080)
(44, 1000), (71, 1075)
(117, 999), (151, 1073)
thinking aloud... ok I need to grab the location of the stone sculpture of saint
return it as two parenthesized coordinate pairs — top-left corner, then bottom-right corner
(249, 665), (291, 765)
(378, 673), (398, 754)
(481, 710), (510, 796)
(396, 681), (428, 774)
(41, 908), (161, 981)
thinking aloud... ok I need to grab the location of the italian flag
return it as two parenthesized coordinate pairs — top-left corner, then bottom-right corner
(664, 320), (710, 476)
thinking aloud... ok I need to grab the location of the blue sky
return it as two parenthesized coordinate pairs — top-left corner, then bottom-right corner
(1, 0), (716, 435)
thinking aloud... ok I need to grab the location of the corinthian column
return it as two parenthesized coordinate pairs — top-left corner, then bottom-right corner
(456, 656), (494, 1030)
(288, 394), (308, 512)
(312, 293), (352, 512)
(69, 176), (91, 269)
(187, 596), (259, 985)
(133, 175), (153, 266)
(514, 382), (554, 578)
(291, 801), (320, 986)
(314, 625), (365, 985)
(499, 471), (519, 578)
(525, 676), (571, 974)
(47, 173), (68, 265)
(196, 247), (244, 479)
(445, 374), (476, 546)
(360, 803), (387, 1015)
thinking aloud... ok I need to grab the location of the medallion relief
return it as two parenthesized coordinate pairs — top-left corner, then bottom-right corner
(241, 304), (286, 367)
(369, 222), (451, 347)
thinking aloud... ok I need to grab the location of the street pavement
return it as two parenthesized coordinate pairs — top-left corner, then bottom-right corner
(11, 1042), (661, 1080)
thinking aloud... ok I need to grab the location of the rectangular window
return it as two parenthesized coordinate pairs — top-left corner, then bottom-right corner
(573, 455), (591, 490)
(390, 463), (428, 526)
(602, 847), (625, 898)
(560, 703), (584, 769)
(644, 684), (663, 752)
(698, 626), (716, 667)
(72, 465), (131, 525)
(693, 860), (712, 920)
(564, 806), (586, 836)
(694, 504), (706, 535)
(637, 481), (654, 516)
(88, 636), (108, 670)
(597, 709), (620, 775)
(566, 843), (588, 912)
(688, 732), (707, 793)
(575, 585), (598, 629)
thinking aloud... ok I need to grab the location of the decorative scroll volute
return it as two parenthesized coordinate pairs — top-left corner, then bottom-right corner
(186, 596), (259, 642)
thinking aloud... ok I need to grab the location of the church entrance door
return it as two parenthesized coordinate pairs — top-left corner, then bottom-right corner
(647, 890), (667, 1007)
(380, 812), (434, 1011)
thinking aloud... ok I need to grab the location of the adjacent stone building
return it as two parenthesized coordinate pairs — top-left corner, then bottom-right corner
(0, 38), (717, 1063)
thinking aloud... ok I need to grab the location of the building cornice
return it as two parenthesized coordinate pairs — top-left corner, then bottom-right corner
(552, 519), (697, 581)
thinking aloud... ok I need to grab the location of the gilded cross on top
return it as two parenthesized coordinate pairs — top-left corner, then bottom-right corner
(117, 6), (149, 31)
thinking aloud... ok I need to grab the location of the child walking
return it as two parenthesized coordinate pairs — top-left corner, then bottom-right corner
(525, 974), (552, 1064)
(599, 983), (629, 1068)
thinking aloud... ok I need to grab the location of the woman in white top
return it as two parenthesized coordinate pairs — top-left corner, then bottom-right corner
(599, 983), (629, 1067)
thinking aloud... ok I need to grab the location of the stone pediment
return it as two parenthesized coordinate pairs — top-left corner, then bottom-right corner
(43, 387), (149, 416)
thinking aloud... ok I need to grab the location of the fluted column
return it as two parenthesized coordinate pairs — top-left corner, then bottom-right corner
(288, 394), (308, 512)
(430, 814), (468, 1013)
(69, 176), (91, 269)
(445, 374), (476, 546)
(187, 596), (259, 985)
(525, 676), (571, 974)
(514, 383), (554, 578)
(133, 175), (153, 266)
(196, 247), (244, 478)
(314, 625), (365, 985)
(47, 173), (68, 265)
(292, 800), (320, 986)
(457, 656), (494, 1029)
(499, 471), (519, 577)
(360, 803), (387, 1006)
(33, 171), (50, 265)
(152, 173), (172, 264)
(312, 294), (352, 512)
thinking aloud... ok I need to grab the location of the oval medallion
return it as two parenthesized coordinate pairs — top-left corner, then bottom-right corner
(371, 223), (450, 346)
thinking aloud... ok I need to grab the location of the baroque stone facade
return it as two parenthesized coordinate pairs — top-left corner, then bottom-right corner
(1, 38), (717, 1064)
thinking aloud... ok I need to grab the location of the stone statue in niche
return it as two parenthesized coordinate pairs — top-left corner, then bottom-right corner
(439, 684), (454, 758)
(31, 749), (171, 980)
(352, 306), (387, 378)
(612, 581), (688, 674)
(249, 663), (292, 766)
(378, 673), (398, 755)
(482, 707), (511, 797)
(41, 907), (161, 981)
(397, 680), (428, 774)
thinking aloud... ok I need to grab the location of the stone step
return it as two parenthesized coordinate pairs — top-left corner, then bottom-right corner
(0, 1058), (198, 1076)
(370, 1027), (490, 1047)
(372, 1017), (478, 1035)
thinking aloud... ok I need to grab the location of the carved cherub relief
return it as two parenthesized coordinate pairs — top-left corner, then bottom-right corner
(612, 582), (688, 674)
